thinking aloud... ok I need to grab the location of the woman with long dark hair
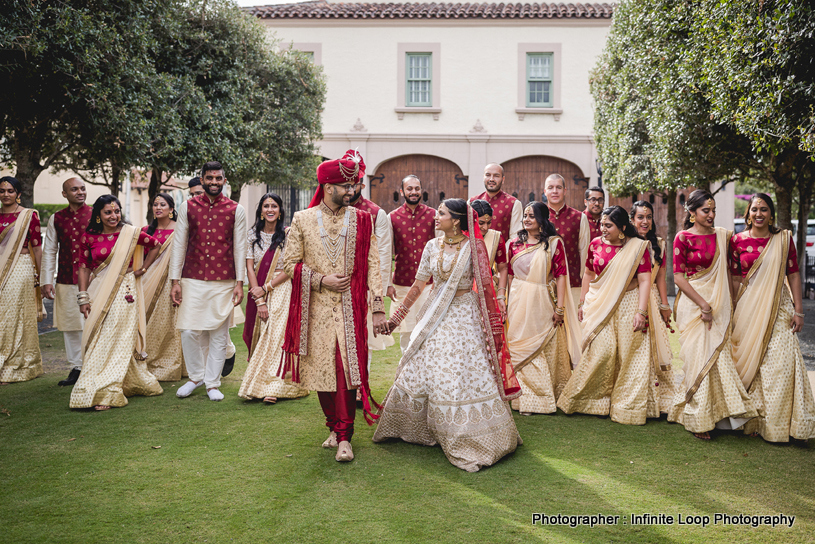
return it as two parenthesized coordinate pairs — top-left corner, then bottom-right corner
(239, 193), (308, 403)
(557, 206), (656, 425)
(140, 193), (185, 381)
(667, 190), (756, 439)
(505, 202), (581, 414)
(374, 198), (522, 472)
(0, 176), (43, 384)
(630, 201), (676, 414)
(729, 193), (815, 441)
(69, 195), (163, 410)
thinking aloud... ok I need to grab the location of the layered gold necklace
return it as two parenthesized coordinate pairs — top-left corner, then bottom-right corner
(437, 236), (466, 282)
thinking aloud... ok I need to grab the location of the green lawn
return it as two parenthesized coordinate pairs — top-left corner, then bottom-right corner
(1, 325), (813, 544)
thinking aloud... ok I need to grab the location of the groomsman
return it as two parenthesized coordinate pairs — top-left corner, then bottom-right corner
(469, 163), (523, 243)
(170, 162), (247, 400)
(583, 186), (605, 243)
(40, 177), (92, 386)
(388, 175), (436, 353)
(188, 177), (205, 198)
(544, 174), (590, 309)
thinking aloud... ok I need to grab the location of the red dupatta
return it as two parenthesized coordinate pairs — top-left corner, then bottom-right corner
(466, 206), (522, 401)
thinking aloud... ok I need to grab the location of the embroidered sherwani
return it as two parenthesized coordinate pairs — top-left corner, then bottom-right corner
(469, 190), (523, 244)
(548, 204), (590, 311)
(283, 202), (384, 392)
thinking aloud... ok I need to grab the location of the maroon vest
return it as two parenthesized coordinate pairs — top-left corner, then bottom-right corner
(549, 205), (584, 288)
(353, 196), (381, 227)
(182, 194), (238, 281)
(54, 204), (92, 285)
(470, 190), (518, 242)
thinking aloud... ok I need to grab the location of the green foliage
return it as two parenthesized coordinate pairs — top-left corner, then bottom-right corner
(32, 203), (67, 226)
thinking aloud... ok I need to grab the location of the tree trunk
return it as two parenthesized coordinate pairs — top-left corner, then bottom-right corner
(775, 182), (794, 231)
(12, 136), (45, 208)
(665, 188), (677, 296)
(148, 166), (163, 224)
(111, 163), (122, 199)
(797, 175), (813, 296)
(230, 182), (243, 207)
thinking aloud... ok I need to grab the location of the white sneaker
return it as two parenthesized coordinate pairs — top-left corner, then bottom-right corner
(176, 380), (203, 398)
(207, 388), (224, 401)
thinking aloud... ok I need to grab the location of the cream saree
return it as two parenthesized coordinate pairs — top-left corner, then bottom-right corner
(557, 238), (655, 425)
(70, 226), (162, 408)
(507, 238), (581, 414)
(732, 230), (815, 441)
(239, 245), (308, 400)
(647, 238), (677, 414)
(142, 231), (186, 381)
(0, 209), (43, 382)
(667, 227), (756, 433)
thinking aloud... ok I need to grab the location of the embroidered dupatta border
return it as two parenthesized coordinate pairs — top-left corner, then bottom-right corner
(249, 243), (284, 356)
(145, 232), (175, 323)
(0, 209), (34, 292)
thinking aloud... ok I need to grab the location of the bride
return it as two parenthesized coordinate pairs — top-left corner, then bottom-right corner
(373, 198), (522, 472)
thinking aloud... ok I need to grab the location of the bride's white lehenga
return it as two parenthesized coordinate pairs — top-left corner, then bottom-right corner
(374, 209), (522, 472)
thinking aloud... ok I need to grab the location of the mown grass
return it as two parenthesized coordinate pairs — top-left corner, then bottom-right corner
(1, 325), (813, 544)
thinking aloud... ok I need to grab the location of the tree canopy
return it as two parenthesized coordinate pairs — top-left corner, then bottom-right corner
(0, 0), (325, 216)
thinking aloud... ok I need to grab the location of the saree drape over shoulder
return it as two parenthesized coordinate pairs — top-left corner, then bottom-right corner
(0, 209), (43, 383)
(141, 230), (185, 381)
(667, 227), (756, 433)
(70, 226), (162, 408)
(506, 237), (581, 414)
(647, 238), (677, 414)
(374, 207), (521, 472)
(239, 238), (308, 401)
(731, 230), (815, 441)
(557, 238), (655, 425)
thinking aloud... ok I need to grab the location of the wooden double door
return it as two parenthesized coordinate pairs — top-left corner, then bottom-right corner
(500, 155), (590, 209)
(369, 154), (467, 214)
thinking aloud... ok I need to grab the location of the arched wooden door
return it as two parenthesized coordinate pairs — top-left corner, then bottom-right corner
(607, 189), (694, 240)
(500, 156), (589, 208)
(369, 154), (467, 214)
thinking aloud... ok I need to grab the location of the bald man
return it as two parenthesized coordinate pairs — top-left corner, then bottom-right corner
(41, 178), (93, 385)
(469, 163), (523, 244)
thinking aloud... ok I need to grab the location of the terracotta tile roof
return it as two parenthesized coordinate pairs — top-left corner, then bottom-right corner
(248, 1), (614, 20)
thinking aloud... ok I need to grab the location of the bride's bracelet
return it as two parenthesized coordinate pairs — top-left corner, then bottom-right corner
(390, 302), (410, 328)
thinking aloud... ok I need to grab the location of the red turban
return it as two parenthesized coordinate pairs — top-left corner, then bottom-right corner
(308, 149), (367, 208)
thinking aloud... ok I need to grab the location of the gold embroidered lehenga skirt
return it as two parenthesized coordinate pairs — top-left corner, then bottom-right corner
(144, 279), (186, 381)
(373, 292), (520, 472)
(557, 289), (655, 425)
(510, 326), (571, 414)
(742, 289), (815, 441)
(0, 254), (43, 382)
(648, 284), (677, 414)
(239, 281), (309, 400)
(69, 272), (163, 408)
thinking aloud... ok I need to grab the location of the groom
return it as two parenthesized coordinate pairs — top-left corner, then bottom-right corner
(170, 161), (247, 401)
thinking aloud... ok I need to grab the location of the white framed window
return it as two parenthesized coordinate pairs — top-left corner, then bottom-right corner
(289, 43), (321, 65)
(516, 43), (562, 120)
(396, 43), (441, 119)
(406, 53), (432, 107)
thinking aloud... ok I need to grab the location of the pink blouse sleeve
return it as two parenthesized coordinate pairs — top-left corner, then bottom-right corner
(728, 234), (742, 276)
(28, 212), (42, 247)
(494, 235), (507, 265)
(673, 232), (688, 275)
(787, 237), (800, 276)
(585, 239), (600, 275)
(138, 231), (160, 249)
(636, 249), (651, 275)
(507, 238), (520, 276)
(552, 239), (567, 278)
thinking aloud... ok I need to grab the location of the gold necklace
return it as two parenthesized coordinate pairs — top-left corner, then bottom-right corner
(444, 233), (466, 244)
(437, 238), (464, 282)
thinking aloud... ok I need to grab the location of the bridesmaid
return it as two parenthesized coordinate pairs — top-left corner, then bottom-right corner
(0, 176), (43, 384)
(470, 199), (508, 314)
(630, 201), (676, 414)
(730, 193), (815, 442)
(557, 206), (653, 425)
(667, 190), (756, 439)
(141, 193), (185, 381)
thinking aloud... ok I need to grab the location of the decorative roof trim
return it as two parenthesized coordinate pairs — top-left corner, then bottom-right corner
(248, 2), (614, 21)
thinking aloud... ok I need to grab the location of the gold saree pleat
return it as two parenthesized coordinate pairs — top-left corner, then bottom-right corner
(0, 255), (43, 382)
(239, 280), (309, 400)
(144, 279), (185, 381)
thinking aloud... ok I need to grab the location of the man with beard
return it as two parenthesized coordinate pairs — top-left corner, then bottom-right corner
(40, 177), (93, 386)
(387, 175), (436, 353)
(544, 173), (590, 311)
(469, 163), (522, 244)
(350, 174), (394, 370)
(170, 161), (247, 401)
(583, 186), (604, 243)
(281, 150), (386, 462)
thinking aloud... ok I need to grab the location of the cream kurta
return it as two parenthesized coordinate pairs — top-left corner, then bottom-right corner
(282, 203), (383, 392)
